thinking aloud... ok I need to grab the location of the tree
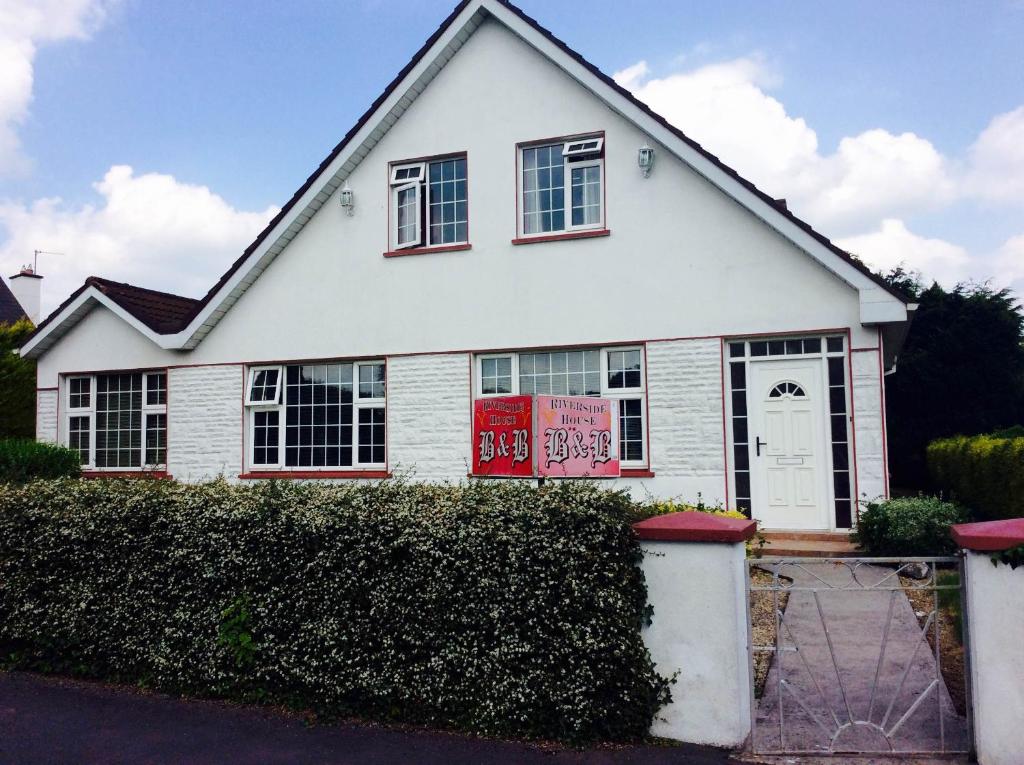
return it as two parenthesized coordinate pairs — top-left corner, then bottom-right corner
(0, 319), (36, 439)
(883, 269), (1024, 489)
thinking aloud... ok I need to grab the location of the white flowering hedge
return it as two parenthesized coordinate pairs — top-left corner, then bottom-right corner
(0, 479), (670, 743)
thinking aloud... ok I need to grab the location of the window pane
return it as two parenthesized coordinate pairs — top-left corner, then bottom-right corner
(522, 145), (565, 234)
(146, 373), (167, 406)
(94, 373), (143, 468)
(728, 342), (745, 358)
(828, 357), (845, 386)
(619, 398), (644, 462)
(249, 368), (280, 403)
(608, 349), (641, 389)
(283, 362), (380, 468)
(396, 186), (418, 245)
(359, 363), (385, 398)
(358, 407), (386, 464)
(570, 164), (601, 227)
(253, 410), (280, 466)
(826, 336), (844, 354)
(68, 415), (90, 465)
(481, 356), (512, 395)
(69, 377), (91, 409)
(145, 413), (167, 465)
(519, 349), (601, 398)
(427, 157), (467, 245)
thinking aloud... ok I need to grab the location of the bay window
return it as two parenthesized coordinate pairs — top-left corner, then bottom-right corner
(475, 346), (646, 466)
(519, 135), (604, 237)
(64, 371), (167, 470)
(245, 361), (386, 470)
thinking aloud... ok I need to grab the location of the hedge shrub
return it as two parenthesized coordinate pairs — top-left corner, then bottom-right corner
(927, 434), (1024, 520)
(0, 479), (670, 744)
(854, 496), (967, 556)
(0, 438), (80, 483)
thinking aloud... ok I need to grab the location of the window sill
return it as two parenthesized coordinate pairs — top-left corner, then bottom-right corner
(238, 470), (392, 480)
(81, 470), (172, 480)
(620, 469), (655, 478)
(511, 229), (610, 246)
(383, 243), (471, 258)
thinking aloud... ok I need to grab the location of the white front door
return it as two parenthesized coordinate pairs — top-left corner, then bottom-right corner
(749, 359), (830, 530)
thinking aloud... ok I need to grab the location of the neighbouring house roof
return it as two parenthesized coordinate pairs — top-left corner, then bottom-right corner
(21, 0), (908, 359)
(0, 279), (27, 325)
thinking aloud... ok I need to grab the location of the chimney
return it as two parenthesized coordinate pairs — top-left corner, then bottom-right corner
(9, 265), (42, 324)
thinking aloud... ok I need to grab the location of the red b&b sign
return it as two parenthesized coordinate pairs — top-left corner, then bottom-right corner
(472, 395), (534, 477)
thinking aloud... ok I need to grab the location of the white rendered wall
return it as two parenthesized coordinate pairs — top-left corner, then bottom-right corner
(851, 347), (887, 505)
(964, 551), (1024, 765)
(387, 353), (471, 481)
(641, 338), (726, 504)
(166, 365), (243, 481)
(36, 389), (57, 443)
(640, 539), (750, 746)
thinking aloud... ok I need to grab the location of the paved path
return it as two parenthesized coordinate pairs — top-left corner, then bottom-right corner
(0, 671), (732, 765)
(751, 561), (968, 756)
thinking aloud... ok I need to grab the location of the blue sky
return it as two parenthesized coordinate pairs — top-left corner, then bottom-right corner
(1, 0), (1022, 311)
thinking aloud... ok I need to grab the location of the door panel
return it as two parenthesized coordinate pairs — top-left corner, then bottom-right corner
(749, 359), (830, 530)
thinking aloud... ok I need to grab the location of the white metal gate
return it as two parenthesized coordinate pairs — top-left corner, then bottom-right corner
(747, 557), (973, 757)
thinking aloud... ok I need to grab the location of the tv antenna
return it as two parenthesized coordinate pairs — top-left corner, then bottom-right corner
(30, 249), (63, 274)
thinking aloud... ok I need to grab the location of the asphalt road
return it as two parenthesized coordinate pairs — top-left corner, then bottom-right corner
(0, 671), (733, 764)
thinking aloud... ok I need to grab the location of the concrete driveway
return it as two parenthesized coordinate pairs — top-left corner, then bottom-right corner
(0, 671), (734, 764)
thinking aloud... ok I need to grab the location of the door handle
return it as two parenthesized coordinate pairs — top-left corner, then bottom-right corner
(755, 436), (767, 457)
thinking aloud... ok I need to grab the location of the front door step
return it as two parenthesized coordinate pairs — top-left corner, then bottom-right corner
(759, 531), (859, 558)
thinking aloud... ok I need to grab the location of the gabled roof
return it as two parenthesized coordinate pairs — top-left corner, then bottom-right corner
(22, 0), (908, 359)
(85, 277), (200, 334)
(0, 280), (27, 325)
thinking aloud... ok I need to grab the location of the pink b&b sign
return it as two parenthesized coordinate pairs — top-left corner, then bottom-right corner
(536, 395), (620, 478)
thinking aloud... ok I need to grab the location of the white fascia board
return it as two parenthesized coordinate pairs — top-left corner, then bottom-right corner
(20, 287), (176, 358)
(165, 1), (490, 350)
(486, 1), (907, 326)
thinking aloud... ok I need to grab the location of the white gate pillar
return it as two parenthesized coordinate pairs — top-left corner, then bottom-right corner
(952, 518), (1024, 765)
(633, 511), (756, 748)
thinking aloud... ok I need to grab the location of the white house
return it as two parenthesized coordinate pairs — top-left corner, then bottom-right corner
(21, 0), (911, 532)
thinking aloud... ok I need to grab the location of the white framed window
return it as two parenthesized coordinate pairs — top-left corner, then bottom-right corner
(520, 135), (604, 236)
(63, 371), (168, 470)
(389, 155), (467, 250)
(245, 366), (282, 405)
(245, 360), (387, 471)
(474, 346), (646, 466)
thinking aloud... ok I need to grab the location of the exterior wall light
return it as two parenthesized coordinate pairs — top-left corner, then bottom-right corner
(339, 183), (354, 215)
(638, 145), (655, 177)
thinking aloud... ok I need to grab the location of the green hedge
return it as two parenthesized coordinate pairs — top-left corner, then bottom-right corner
(0, 439), (80, 483)
(0, 479), (670, 744)
(854, 496), (967, 556)
(927, 434), (1024, 520)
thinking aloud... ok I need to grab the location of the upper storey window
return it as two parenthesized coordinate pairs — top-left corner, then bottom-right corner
(520, 135), (604, 237)
(389, 155), (467, 251)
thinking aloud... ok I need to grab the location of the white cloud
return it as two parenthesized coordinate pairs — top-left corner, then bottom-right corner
(835, 219), (972, 286)
(965, 106), (1024, 205)
(614, 57), (956, 235)
(993, 233), (1024, 287)
(0, 0), (112, 176)
(0, 165), (279, 313)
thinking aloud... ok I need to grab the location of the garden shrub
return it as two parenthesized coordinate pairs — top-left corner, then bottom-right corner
(854, 496), (967, 556)
(927, 434), (1024, 520)
(0, 438), (80, 482)
(0, 479), (670, 744)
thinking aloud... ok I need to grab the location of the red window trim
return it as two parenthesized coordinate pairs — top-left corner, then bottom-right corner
(384, 243), (471, 258)
(238, 470), (392, 480)
(511, 229), (610, 246)
(81, 471), (172, 480)
(620, 468), (655, 478)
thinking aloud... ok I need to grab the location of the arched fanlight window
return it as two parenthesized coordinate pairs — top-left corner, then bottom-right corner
(768, 381), (806, 399)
